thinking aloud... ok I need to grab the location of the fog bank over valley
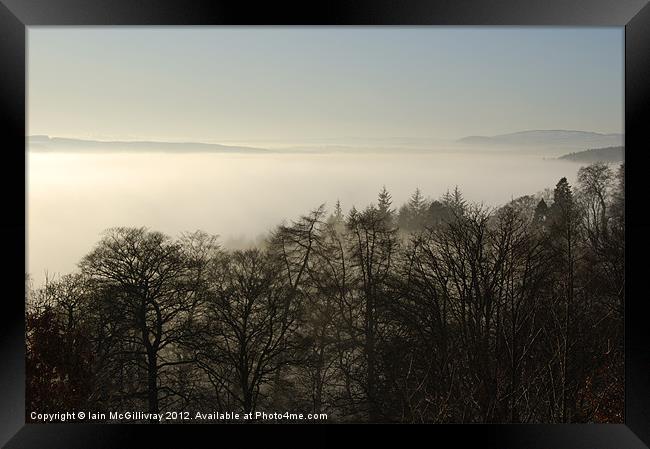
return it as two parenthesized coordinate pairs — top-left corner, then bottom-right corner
(27, 130), (623, 287)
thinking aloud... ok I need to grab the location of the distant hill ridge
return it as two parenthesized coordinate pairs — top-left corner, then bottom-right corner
(457, 130), (623, 152)
(29, 131), (625, 155)
(559, 146), (624, 163)
(28, 135), (269, 153)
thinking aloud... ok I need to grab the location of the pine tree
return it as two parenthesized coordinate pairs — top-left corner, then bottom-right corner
(551, 177), (574, 227)
(442, 186), (466, 215)
(408, 187), (426, 214)
(377, 186), (395, 226)
(348, 205), (359, 223)
(333, 199), (343, 221)
(534, 198), (549, 226)
(549, 176), (578, 422)
(377, 186), (393, 216)
(397, 187), (430, 231)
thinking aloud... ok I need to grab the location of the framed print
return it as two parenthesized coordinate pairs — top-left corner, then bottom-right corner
(1, 0), (649, 447)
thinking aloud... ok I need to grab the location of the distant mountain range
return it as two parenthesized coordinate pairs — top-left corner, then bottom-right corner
(457, 130), (623, 154)
(28, 136), (268, 153)
(558, 146), (624, 163)
(26, 135), (451, 154)
(28, 130), (625, 155)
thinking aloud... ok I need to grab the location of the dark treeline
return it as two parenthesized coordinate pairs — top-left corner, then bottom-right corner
(26, 162), (624, 423)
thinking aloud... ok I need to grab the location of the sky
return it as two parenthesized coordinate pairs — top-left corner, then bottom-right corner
(27, 27), (624, 143)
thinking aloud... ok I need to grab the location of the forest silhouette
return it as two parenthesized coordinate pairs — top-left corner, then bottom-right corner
(25, 162), (624, 423)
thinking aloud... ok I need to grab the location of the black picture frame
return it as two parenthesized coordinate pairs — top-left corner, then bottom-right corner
(2, 1), (649, 447)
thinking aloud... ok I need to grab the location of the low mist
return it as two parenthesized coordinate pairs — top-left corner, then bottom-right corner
(27, 149), (586, 286)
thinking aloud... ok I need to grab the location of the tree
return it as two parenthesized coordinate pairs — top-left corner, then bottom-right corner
(442, 186), (466, 215)
(344, 205), (398, 420)
(426, 200), (453, 227)
(294, 218), (349, 415)
(548, 177), (581, 422)
(198, 249), (297, 413)
(577, 163), (613, 244)
(533, 198), (549, 227)
(26, 296), (95, 418)
(492, 202), (551, 422)
(377, 186), (395, 224)
(398, 188), (429, 231)
(610, 164), (624, 227)
(330, 199), (344, 224)
(268, 205), (326, 406)
(25, 273), (98, 418)
(79, 227), (212, 421)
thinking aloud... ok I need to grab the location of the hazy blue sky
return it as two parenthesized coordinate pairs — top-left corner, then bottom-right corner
(28, 27), (623, 142)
